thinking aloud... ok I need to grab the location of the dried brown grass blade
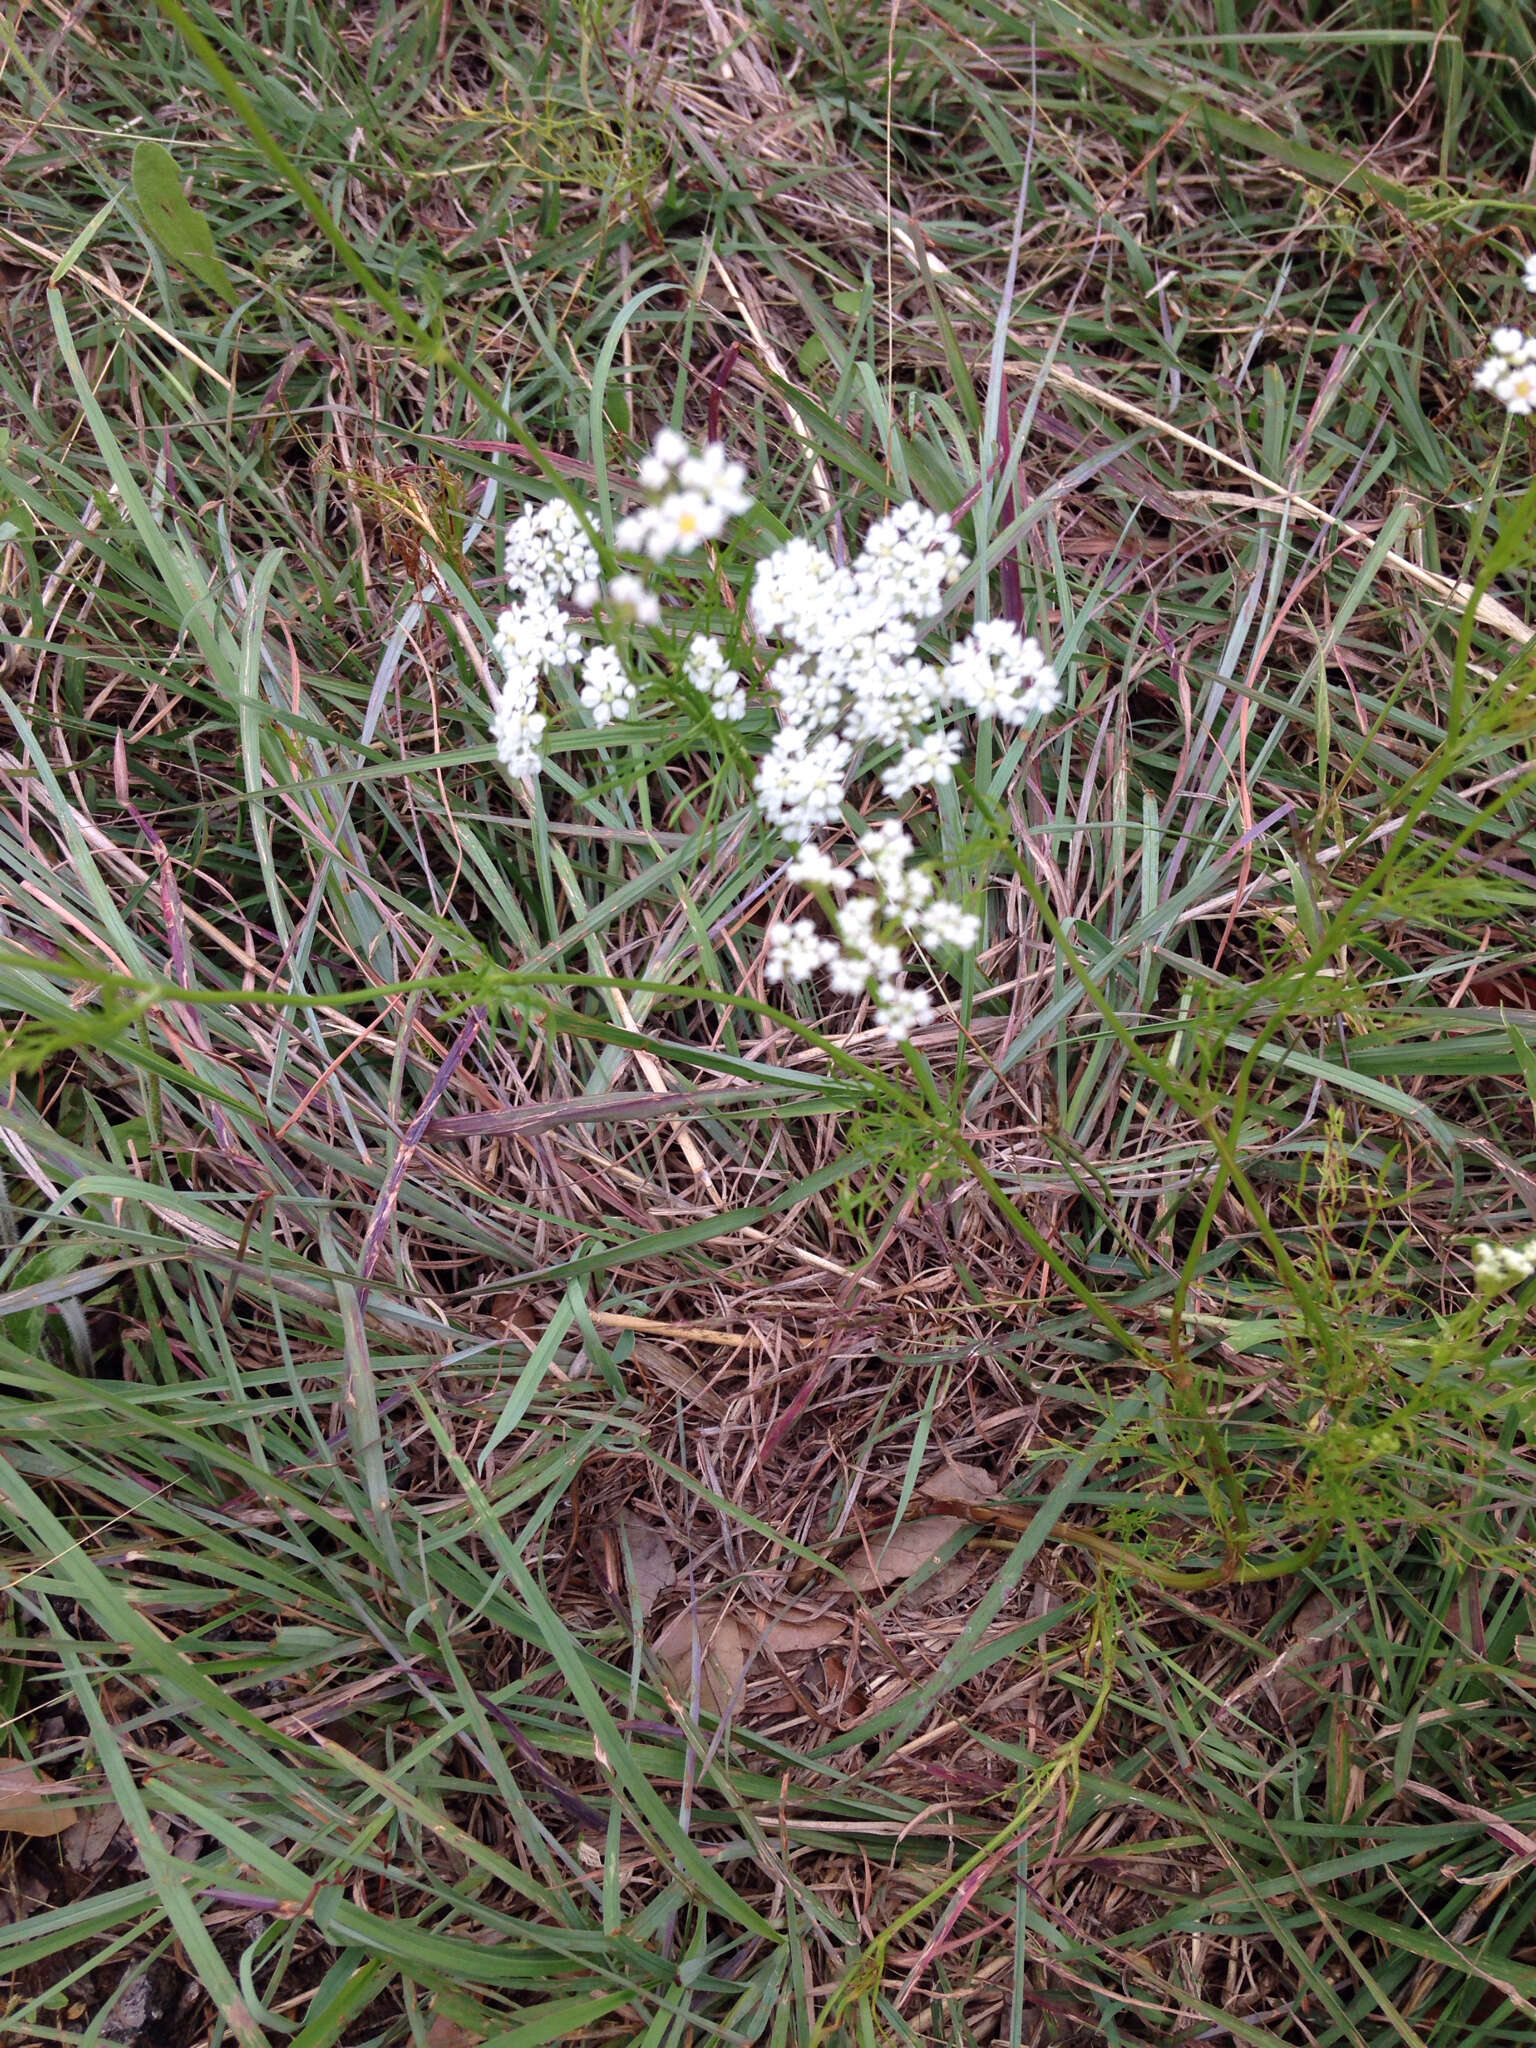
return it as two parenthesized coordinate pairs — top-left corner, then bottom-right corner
(891, 224), (1532, 647)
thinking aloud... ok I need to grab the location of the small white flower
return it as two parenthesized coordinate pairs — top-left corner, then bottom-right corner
(617, 438), (750, 564)
(493, 592), (582, 676)
(786, 846), (853, 890)
(826, 948), (873, 995)
(852, 504), (965, 624)
(885, 865), (934, 921)
(873, 982), (935, 1041)
(831, 896), (902, 981)
(504, 497), (600, 600)
(750, 537), (842, 643)
(623, 491), (728, 561)
(652, 426), (689, 472)
(881, 729), (962, 800)
(1497, 363), (1536, 415)
(856, 821), (914, 891)
(768, 651), (844, 733)
(1472, 1237), (1536, 1290)
(1018, 636), (1050, 676)
(641, 509), (675, 561)
(662, 490), (722, 556)
(917, 899), (981, 949)
(861, 938), (906, 983)
(684, 634), (727, 685)
(945, 621), (1061, 724)
(764, 918), (835, 984)
(945, 650), (1014, 719)
(1013, 665), (1063, 720)
(754, 729), (851, 842)
(606, 573), (661, 625)
(678, 442), (753, 518)
(1523, 252), (1536, 294)
(683, 634), (747, 721)
(490, 695), (547, 780)
(859, 832), (932, 922)
(578, 645), (637, 728)
(834, 894), (880, 951)
(572, 578), (601, 610)
(1474, 325), (1536, 412)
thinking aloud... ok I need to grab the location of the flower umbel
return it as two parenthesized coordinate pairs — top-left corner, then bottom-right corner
(481, 428), (1064, 1040)
(1470, 262), (1536, 414)
(578, 645), (637, 729)
(1471, 1237), (1536, 1292)
(684, 634), (747, 723)
(504, 497), (599, 600)
(740, 498), (1058, 1034)
(616, 429), (752, 561)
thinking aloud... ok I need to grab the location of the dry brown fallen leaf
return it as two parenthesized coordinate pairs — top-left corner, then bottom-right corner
(916, 1551), (986, 1605)
(757, 1609), (848, 1652)
(843, 1516), (968, 1594)
(1213, 1594), (1355, 1733)
(617, 1515), (676, 1622)
(655, 1605), (749, 1716)
(60, 1802), (124, 1870)
(1270, 1593), (1351, 1721)
(629, 1339), (726, 1418)
(426, 2016), (483, 2048)
(0, 1762), (80, 1837)
(656, 1602), (849, 1713)
(922, 1460), (996, 1507)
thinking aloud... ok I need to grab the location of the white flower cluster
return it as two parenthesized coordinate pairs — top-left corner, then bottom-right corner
(945, 619), (1064, 724)
(504, 496), (600, 599)
(485, 435), (756, 778)
(684, 634), (746, 722)
(607, 572), (660, 625)
(481, 435), (1066, 1043)
(765, 821), (981, 1042)
(1471, 1236), (1536, 1291)
(1473, 326), (1536, 414)
(1471, 254), (1536, 413)
(746, 503), (1059, 1037)
(490, 500), (599, 778)
(755, 728), (853, 842)
(616, 428), (752, 561)
(579, 644), (637, 728)
(750, 504), (1058, 834)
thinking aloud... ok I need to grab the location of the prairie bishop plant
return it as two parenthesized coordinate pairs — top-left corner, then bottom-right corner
(1470, 252), (1536, 413)
(487, 428), (1062, 1042)
(1470, 1235), (1536, 1292)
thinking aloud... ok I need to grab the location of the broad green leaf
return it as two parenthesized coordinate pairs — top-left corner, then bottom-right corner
(131, 140), (236, 302)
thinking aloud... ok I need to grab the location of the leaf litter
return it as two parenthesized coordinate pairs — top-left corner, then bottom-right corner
(654, 1602), (849, 1716)
(617, 1514), (677, 1621)
(0, 1762), (79, 1838)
